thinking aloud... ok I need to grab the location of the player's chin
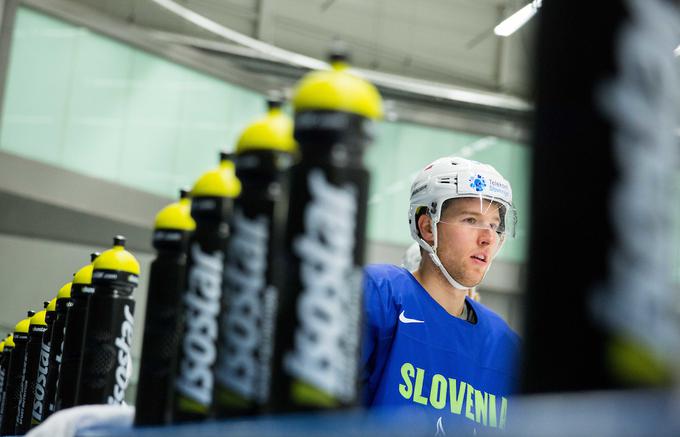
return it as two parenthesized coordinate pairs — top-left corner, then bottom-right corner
(464, 267), (487, 285)
(457, 270), (483, 288)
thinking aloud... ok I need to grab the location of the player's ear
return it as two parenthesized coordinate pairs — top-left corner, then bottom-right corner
(418, 214), (434, 246)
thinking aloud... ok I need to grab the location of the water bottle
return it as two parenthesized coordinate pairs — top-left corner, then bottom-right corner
(0, 313), (34, 435)
(55, 254), (99, 410)
(270, 48), (382, 411)
(42, 283), (72, 420)
(0, 337), (11, 428)
(76, 237), (140, 406)
(15, 308), (47, 434)
(214, 96), (296, 417)
(134, 189), (194, 426)
(171, 153), (240, 422)
(30, 298), (56, 427)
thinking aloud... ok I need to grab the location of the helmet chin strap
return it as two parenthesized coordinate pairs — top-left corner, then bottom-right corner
(428, 250), (472, 290)
(421, 216), (475, 291)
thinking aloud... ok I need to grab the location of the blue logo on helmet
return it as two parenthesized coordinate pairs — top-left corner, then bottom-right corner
(468, 174), (486, 192)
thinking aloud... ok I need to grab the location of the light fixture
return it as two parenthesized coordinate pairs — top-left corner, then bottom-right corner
(494, 0), (542, 37)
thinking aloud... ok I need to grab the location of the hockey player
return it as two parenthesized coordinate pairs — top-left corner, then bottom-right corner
(362, 156), (521, 432)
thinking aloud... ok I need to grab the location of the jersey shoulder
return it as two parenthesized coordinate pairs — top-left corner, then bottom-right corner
(468, 298), (522, 365)
(470, 300), (520, 340)
(363, 264), (417, 332)
(364, 263), (413, 286)
(364, 263), (422, 301)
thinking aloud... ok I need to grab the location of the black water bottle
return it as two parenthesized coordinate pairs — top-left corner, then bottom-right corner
(522, 0), (680, 392)
(41, 282), (72, 420)
(214, 96), (296, 417)
(76, 236), (139, 405)
(55, 254), (99, 410)
(15, 308), (48, 434)
(0, 336), (13, 428)
(0, 341), (5, 416)
(270, 48), (382, 411)
(171, 153), (241, 423)
(30, 298), (56, 428)
(0, 312), (34, 435)
(134, 189), (195, 426)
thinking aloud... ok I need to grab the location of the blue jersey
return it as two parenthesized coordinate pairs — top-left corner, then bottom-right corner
(362, 264), (521, 432)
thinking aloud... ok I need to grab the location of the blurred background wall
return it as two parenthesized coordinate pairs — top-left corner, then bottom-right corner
(0, 0), (540, 402)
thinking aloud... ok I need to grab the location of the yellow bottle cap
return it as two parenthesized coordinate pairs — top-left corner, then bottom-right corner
(236, 99), (297, 154)
(30, 310), (48, 327)
(293, 52), (382, 119)
(57, 282), (73, 300)
(154, 189), (196, 231)
(46, 297), (57, 312)
(93, 236), (140, 276)
(73, 253), (99, 285)
(15, 313), (33, 334)
(191, 154), (242, 198)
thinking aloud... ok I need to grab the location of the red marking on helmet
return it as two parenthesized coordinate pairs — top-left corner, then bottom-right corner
(424, 164), (433, 171)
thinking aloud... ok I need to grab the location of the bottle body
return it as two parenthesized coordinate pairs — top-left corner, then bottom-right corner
(0, 347), (13, 430)
(0, 354), (6, 421)
(134, 234), (189, 426)
(521, 0), (680, 391)
(76, 285), (135, 406)
(172, 198), (231, 422)
(30, 312), (54, 428)
(1, 334), (28, 435)
(214, 151), (291, 417)
(54, 288), (91, 410)
(40, 298), (71, 420)
(16, 326), (46, 434)
(270, 111), (372, 411)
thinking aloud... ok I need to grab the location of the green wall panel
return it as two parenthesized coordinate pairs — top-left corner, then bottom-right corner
(0, 7), (531, 264)
(0, 8), (264, 198)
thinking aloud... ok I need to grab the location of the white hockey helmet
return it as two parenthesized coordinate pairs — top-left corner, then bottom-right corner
(408, 156), (517, 288)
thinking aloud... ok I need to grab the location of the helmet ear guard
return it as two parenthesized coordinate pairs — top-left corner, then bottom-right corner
(409, 204), (435, 255)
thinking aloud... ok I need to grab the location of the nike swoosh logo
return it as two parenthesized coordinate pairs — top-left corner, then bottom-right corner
(399, 310), (424, 324)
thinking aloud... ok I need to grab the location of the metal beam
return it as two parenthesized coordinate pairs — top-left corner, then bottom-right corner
(493, 3), (507, 91)
(0, 151), (168, 252)
(0, 0), (18, 122)
(255, 0), (274, 43)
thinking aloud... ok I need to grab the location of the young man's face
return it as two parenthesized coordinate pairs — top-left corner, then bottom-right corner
(432, 197), (503, 287)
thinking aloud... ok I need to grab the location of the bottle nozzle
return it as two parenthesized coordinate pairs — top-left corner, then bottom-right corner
(329, 39), (349, 64)
(43, 301), (49, 309)
(113, 235), (126, 247)
(27, 310), (35, 318)
(180, 188), (190, 199)
(266, 91), (284, 110)
(90, 252), (100, 262)
(219, 151), (235, 163)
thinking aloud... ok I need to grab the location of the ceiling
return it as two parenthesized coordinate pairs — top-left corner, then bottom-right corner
(67, 0), (535, 98)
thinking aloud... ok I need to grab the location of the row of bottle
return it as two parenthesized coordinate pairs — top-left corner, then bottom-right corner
(134, 51), (383, 425)
(0, 237), (140, 435)
(0, 49), (382, 432)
